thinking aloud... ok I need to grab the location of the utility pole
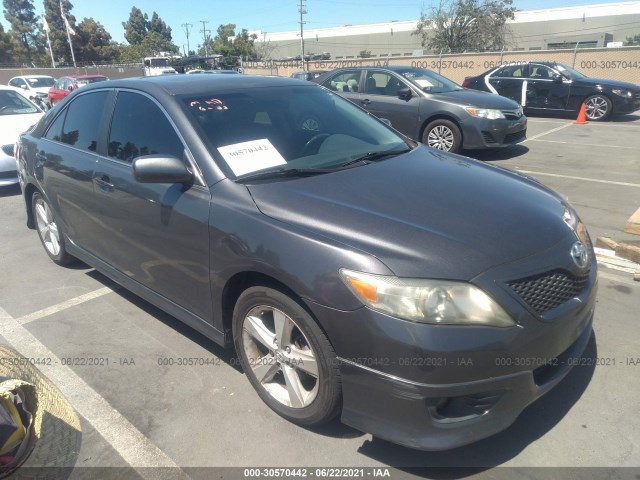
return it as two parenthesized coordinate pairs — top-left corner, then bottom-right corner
(200, 20), (211, 57)
(298, 0), (306, 70)
(182, 23), (193, 56)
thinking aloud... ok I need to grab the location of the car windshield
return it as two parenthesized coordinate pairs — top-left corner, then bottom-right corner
(0, 90), (39, 115)
(554, 64), (586, 80)
(400, 68), (463, 93)
(26, 77), (55, 88)
(180, 85), (411, 179)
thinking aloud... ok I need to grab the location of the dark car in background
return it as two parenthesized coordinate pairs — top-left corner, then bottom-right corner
(18, 75), (595, 451)
(47, 75), (108, 108)
(313, 66), (527, 153)
(463, 61), (640, 121)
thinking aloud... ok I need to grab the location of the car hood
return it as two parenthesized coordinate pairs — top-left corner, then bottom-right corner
(0, 112), (43, 146)
(428, 88), (521, 109)
(247, 147), (572, 280)
(575, 77), (640, 91)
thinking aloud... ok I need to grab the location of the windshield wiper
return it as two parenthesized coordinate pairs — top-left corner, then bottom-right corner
(337, 148), (411, 169)
(235, 167), (331, 182)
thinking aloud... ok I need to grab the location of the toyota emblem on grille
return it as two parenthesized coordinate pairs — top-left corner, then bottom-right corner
(571, 241), (589, 269)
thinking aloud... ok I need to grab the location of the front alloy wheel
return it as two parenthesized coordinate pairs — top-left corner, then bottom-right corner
(584, 95), (612, 121)
(233, 287), (341, 426)
(423, 119), (462, 153)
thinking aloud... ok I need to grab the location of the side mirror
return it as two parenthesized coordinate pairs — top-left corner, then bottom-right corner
(398, 87), (412, 100)
(68, 85), (74, 91)
(553, 74), (563, 84)
(132, 155), (193, 184)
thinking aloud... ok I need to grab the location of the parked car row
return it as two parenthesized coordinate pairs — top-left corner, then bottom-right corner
(285, 61), (640, 153)
(8, 74), (109, 110)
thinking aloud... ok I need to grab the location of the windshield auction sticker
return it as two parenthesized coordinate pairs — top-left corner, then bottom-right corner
(218, 139), (286, 176)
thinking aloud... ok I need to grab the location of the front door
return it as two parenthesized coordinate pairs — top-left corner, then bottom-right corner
(487, 64), (527, 104)
(525, 64), (572, 111)
(360, 71), (420, 138)
(92, 90), (212, 322)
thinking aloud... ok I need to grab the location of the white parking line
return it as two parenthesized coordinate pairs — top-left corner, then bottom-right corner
(599, 271), (640, 287)
(0, 306), (190, 479)
(516, 169), (640, 188)
(523, 123), (573, 142)
(529, 138), (637, 150)
(16, 286), (115, 325)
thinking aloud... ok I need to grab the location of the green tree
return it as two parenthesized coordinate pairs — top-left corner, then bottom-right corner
(75, 17), (117, 63)
(148, 11), (171, 42)
(413, 0), (515, 53)
(233, 29), (257, 60)
(0, 22), (18, 63)
(3, 0), (39, 62)
(43, 0), (76, 63)
(122, 6), (147, 45)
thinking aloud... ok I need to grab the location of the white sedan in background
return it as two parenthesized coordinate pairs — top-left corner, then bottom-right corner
(0, 86), (44, 187)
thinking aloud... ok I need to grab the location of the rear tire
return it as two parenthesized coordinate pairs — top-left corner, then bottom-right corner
(422, 119), (462, 153)
(233, 286), (341, 426)
(32, 191), (75, 266)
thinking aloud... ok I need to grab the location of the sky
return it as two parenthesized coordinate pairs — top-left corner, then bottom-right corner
(2, 0), (632, 54)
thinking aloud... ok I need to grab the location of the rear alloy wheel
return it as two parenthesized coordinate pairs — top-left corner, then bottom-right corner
(32, 191), (75, 265)
(423, 119), (462, 153)
(233, 286), (341, 426)
(584, 95), (612, 121)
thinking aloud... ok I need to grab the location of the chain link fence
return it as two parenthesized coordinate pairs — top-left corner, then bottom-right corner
(242, 46), (640, 85)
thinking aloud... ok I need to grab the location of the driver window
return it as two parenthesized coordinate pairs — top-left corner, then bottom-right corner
(530, 65), (554, 80)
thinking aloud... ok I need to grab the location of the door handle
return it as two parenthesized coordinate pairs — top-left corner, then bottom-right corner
(361, 99), (371, 106)
(94, 175), (114, 193)
(35, 151), (47, 162)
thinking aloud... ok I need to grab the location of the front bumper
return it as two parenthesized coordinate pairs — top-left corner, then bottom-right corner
(613, 94), (640, 115)
(0, 150), (18, 186)
(337, 315), (592, 450)
(461, 115), (527, 149)
(305, 234), (597, 450)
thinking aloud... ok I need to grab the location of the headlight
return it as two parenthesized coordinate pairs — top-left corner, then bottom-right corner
(340, 269), (515, 327)
(465, 107), (505, 120)
(611, 89), (632, 98)
(563, 206), (591, 248)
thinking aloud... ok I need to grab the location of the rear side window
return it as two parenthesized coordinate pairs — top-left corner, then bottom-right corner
(107, 91), (184, 163)
(495, 65), (525, 78)
(59, 91), (110, 152)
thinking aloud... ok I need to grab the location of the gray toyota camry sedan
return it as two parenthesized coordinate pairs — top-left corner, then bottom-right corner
(17, 75), (596, 451)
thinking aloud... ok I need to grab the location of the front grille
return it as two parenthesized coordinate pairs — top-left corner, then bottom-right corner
(482, 131), (497, 144)
(502, 109), (523, 120)
(1, 144), (14, 157)
(504, 130), (526, 144)
(508, 269), (589, 315)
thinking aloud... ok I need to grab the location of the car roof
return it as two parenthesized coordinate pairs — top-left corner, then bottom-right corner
(65, 75), (108, 80)
(79, 74), (312, 96)
(10, 75), (55, 80)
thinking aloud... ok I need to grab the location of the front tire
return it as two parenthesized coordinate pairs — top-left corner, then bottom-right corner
(584, 94), (612, 121)
(233, 286), (341, 426)
(32, 191), (75, 265)
(422, 119), (462, 153)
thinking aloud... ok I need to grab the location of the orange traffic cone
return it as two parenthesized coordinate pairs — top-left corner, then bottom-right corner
(575, 103), (588, 124)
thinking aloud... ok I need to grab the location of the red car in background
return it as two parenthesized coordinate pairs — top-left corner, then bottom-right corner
(47, 75), (108, 108)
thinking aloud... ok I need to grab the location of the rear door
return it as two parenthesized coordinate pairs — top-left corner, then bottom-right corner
(36, 90), (112, 250)
(91, 90), (212, 322)
(360, 70), (420, 138)
(487, 64), (527, 104)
